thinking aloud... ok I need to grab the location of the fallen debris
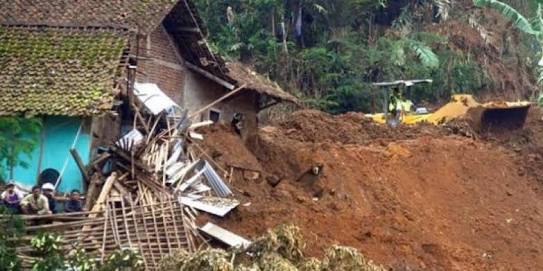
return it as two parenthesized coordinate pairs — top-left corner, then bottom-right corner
(180, 196), (240, 217)
(11, 84), (241, 270)
(199, 222), (251, 248)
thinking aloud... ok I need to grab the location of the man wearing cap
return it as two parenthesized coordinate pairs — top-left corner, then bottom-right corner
(1, 181), (24, 214)
(41, 183), (57, 214)
(21, 185), (51, 215)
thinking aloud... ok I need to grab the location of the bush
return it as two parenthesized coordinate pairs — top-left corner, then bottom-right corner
(160, 224), (386, 271)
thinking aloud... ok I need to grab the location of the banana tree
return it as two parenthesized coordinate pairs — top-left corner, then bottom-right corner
(474, 0), (543, 92)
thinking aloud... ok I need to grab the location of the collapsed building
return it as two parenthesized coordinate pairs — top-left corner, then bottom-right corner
(0, 1), (299, 269)
(0, 0), (298, 193)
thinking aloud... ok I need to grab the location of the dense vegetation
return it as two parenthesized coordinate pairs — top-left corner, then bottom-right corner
(0, 117), (41, 182)
(194, 0), (539, 113)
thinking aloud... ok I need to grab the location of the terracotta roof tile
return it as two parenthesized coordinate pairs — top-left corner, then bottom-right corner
(225, 62), (299, 104)
(0, 0), (178, 34)
(0, 25), (129, 116)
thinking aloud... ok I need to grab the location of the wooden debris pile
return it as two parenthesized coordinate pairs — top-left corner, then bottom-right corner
(16, 92), (240, 269)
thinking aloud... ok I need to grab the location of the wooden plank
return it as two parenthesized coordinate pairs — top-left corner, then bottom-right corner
(70, 148), (90, 186)
(89, 172), (118, 218)
(100, 206), (109, 262)
(189, 120), (214, 130)
(188, 84), (247, 119)
(185, 62), (236, 90)
(199, 222), (251, 248)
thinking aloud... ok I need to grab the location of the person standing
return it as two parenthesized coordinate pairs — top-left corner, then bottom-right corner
(20, 186), (50, 215)
(388, 87), (402, 127)
(1, 181), (24, 214)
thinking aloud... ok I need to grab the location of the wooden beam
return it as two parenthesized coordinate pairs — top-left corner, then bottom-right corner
(258, 100), (279, 111)
(189, 84), (246, 119)
(70, 148), (90, 187)
(84, 174), (101, 210)
(185, 61), (236, 90)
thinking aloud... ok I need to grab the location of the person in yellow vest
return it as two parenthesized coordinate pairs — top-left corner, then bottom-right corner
(388, 87), (402, 127)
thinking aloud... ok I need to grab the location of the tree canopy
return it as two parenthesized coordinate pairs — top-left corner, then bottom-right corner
(195, 0), (537, 113)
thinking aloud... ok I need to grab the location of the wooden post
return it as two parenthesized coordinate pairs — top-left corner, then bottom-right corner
(84, 174), (101, 210)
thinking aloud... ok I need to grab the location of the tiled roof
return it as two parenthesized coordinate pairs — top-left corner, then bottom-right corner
(0, 25), (129, 116)
(0, 0), (178, 34)
(225, 62), (299, 104)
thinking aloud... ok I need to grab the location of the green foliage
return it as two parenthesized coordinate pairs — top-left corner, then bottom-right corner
(65, 247), (97, 271)
(474, 0), (538, 35)
(27, 232), (144, 271)
(100, 248), (145, 271)
(31, 233), (65, 271)
(0, 206), (24, 271)
(195, 0), (498, 113)
(475, 0), (543, 100)
(0, 116), (41, 181)
(159, 224), (386, 271)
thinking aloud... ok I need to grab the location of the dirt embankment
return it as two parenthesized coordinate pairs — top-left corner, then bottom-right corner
(197, 110), (543, 271)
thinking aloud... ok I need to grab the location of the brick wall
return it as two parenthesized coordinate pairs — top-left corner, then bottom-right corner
(136, 25), (184, 104)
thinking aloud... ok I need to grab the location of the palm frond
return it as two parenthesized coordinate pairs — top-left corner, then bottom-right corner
(474, 0), (537, 35)
(434, 0), (451, 21)
(407, 41), (440, 68)
(535, 4), (543, 34)
(312, 4), (328, 15)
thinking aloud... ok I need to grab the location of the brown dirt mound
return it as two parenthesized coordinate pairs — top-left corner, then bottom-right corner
(480, 107), (543, 184)
(197, 125), (262, 172)
(276, 110), (445, 144)
(196, 109), (543, 271)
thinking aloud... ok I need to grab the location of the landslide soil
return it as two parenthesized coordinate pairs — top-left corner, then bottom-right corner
(197, 110), (543, 271)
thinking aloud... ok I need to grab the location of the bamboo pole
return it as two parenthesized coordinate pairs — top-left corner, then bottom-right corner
(100, 204), (109, 262)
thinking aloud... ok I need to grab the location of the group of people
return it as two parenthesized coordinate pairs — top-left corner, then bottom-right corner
(1, 181), (83, 215)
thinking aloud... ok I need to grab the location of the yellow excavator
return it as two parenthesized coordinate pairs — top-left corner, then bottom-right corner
(368, 80), (532, 131)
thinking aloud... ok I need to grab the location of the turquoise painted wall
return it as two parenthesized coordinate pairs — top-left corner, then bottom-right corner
(9, 116), (91, 192)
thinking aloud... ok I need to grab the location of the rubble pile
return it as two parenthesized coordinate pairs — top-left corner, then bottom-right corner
(9, 105), (543, 270)
(15, 89), (242, 269)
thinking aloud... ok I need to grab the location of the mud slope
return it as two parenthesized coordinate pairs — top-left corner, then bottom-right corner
(199, 110), (543, 271)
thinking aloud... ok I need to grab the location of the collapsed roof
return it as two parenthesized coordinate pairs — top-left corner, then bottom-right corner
(225, 62), (299, 104)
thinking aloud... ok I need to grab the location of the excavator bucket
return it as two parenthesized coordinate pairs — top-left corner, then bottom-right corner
(468, 102), (531, 132)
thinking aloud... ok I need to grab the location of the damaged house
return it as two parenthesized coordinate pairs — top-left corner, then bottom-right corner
(0, 0), (297, 192)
